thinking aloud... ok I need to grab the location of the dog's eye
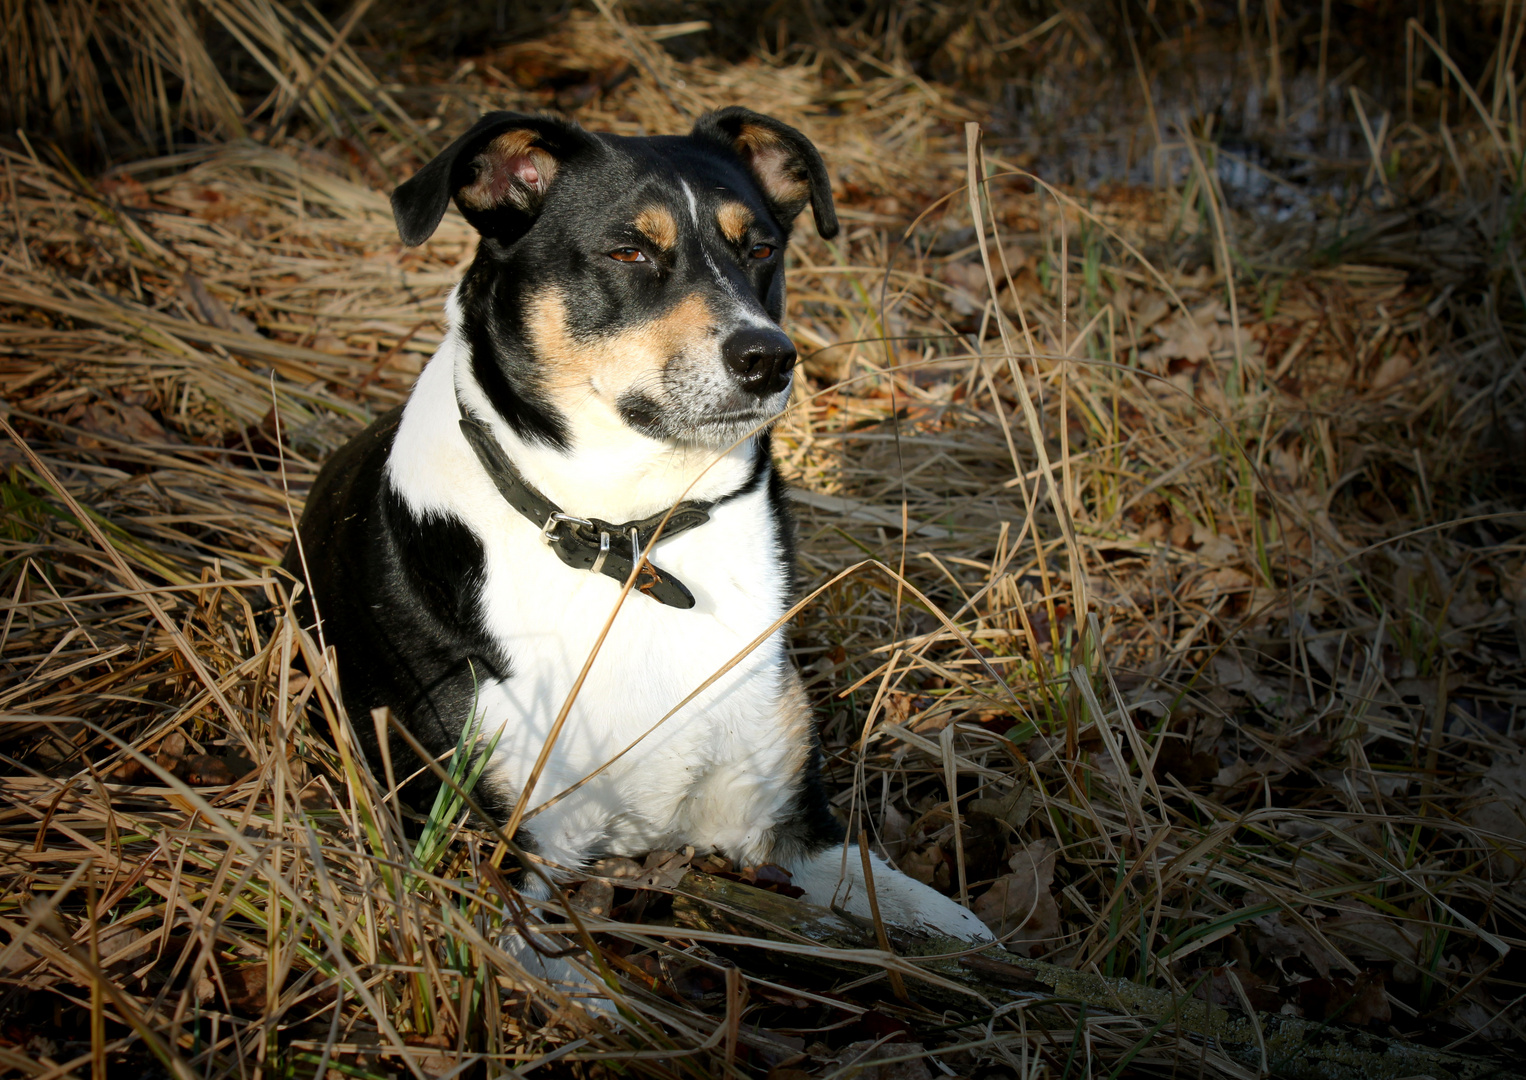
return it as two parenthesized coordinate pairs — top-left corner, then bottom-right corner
(749, 243), (776, 260)
(610, 248), (647, 263)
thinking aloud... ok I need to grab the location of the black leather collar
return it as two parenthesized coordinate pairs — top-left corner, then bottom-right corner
(456, 388), (713, 609)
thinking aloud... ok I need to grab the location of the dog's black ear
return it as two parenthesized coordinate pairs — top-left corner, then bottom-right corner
(692, 107), (838, 240)
(391, 112), (593, 246)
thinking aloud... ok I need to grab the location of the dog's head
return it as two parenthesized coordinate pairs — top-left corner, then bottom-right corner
(391, 108), (837, 450)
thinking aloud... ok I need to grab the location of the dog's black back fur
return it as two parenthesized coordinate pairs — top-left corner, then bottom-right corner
(281, 409), (517, 818)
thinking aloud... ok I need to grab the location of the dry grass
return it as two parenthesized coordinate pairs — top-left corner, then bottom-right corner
(0, 0), (430, 168)
(1, 2), (1525, 1077)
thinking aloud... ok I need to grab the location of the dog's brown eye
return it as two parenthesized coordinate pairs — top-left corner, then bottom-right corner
(750, 243), (776, 260)
(610, 248), (647, 263)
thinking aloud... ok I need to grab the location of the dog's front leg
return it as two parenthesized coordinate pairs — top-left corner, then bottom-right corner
(740, 681), (995, 943)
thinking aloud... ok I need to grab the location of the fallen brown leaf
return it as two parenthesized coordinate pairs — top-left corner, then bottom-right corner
(971, 839), (1060, 954)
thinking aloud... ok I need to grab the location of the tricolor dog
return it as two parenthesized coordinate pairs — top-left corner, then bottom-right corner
(283, 108), (993, 962)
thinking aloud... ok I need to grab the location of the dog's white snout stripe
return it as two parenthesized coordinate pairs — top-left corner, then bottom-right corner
(679, 179), (777, 332)
(708, 254), (777, 331)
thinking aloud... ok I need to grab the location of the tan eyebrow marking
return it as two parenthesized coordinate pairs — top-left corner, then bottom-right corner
(716, 201), (754, 243)
(633, 206), (678, 251)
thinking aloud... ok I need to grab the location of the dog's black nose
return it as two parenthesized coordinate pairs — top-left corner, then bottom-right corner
(722, 327), (796, 396)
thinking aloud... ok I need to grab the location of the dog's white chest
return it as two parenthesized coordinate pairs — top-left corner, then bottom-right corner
(388, 342), (802, 872)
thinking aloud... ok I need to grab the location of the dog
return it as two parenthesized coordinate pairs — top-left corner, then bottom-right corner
(282, 107), (994, 963)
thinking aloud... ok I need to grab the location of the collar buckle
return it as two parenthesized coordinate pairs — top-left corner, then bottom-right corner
(458, 398), (711, 609)
(540, 511), (593, 544)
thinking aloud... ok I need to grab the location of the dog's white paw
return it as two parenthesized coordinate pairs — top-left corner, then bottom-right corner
(497, 889), (616, 1007)
(500, 927), (622, 1014)
(787, 848), (995, 943)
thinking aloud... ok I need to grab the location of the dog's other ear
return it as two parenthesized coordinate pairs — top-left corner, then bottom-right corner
(692, 107), (838, 240)
(391, 112), (592, 246)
